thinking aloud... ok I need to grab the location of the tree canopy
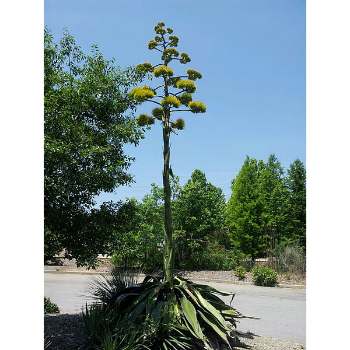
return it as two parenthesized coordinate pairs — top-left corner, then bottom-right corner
(226, 157), (265, 258)
(44, 30), (143, 266)
(226, 155), (306, 258)
(174, 170), (227, 266)
(285, 159), (306, 248)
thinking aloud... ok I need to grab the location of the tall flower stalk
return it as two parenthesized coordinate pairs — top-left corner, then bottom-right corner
(129, 22), (206, 285)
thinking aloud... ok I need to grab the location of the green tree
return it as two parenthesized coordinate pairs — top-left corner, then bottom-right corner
(44, 30), (143, 266)
(226, 157), (266, 258)
(129, 22), (206, 284)
(258, 154), (289, 253)
(285, 159), (306, 248)
(174, 170), (227, 267)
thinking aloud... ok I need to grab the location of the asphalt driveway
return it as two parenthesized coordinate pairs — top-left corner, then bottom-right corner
(44, 272), (305, 345)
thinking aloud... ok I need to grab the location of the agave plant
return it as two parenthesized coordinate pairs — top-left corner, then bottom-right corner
(85, 268), (246, 350)
(83, 21), (251, 349)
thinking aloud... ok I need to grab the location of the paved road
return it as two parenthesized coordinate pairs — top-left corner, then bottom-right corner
(44, 272), (305, 345)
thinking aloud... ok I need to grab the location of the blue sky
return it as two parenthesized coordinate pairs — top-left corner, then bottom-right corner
(45, 0), (305, 202)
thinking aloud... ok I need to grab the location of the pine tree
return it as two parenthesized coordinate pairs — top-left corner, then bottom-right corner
(285, 159), (306, 248)
(226, 157), (266, 258)
(258, 154), (289, 253)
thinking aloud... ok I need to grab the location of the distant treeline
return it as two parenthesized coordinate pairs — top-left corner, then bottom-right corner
(112, 154), (306, 271)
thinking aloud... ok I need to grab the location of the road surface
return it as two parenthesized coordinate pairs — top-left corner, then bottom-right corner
(44, 272), (305, 345)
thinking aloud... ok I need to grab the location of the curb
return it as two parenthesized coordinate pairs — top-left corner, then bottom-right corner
(45, 269), (110, 275)
(44, 269), (305, 289)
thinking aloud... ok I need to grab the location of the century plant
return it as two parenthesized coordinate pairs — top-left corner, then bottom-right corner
(84, 23), (248, 350)
(130, 22), (206, 285)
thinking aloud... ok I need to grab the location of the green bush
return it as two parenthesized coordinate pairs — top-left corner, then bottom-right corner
(273, 243), (306, 274)
(44, 297), (59, 314)
(251, 266), (278, 287)
(177, 242), (247, 271)
(234, 266), (246, 280)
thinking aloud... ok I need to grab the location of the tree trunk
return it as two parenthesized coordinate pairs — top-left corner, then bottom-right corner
(162, 124), (174, 286)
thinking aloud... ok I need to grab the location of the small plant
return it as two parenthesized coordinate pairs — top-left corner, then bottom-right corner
(252, 266), (278, 287)
(44, 297), (59, 314)
(234, 266), (246, 280)
(274, 243), (306, 275)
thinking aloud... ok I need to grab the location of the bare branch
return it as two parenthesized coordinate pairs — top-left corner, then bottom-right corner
(172, 89), (186, 96)
(145, 99), (162, 106)
(171, 75), (188, 80)
(170, 109), (191, 113)
(153, 84), (165, 91)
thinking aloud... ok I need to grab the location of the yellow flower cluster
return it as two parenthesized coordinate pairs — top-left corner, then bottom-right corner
(161, 96), (181, 108)
(176, 79), (196, 93)
(172, 118), (185, 130)
(188, 101), (206, 113)
(153, 65), (174, 77)
(180, 52), (191, 64)
(148, 40), (158, 50)
(187, 69), (202, 80)
(136, 114), (155, 126)
(136, 62), (153, 74)
(169, 35), (179, 47)
(154, 22), (166, 35)
(129, 86), (155, 101)
(178, 93), (192, 106)
(164, 48), (179, 57)
(152, 107), (164, 120)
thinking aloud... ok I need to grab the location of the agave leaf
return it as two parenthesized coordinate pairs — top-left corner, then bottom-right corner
(194, 283), (234, 297)
(222, 309), (237, 316)
(197, 310), (230, 346)
(168, 336), (190, 350)
(191, 288), (230, 331)
(180, 296), (205, 340)
(165, 337), (190, 350)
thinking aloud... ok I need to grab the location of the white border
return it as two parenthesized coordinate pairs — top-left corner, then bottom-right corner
(0, 1), (43, 349)
(1, 1), (350, 348)
(307, 0), (350, 348)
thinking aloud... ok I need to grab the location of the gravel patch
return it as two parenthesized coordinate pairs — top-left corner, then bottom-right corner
(243, 336), (304, 350)
(180, 270), (305, 286)
(44, 314), (304, 350)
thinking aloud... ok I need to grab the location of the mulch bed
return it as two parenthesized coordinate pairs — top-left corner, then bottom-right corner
(45, 314), (87, 350)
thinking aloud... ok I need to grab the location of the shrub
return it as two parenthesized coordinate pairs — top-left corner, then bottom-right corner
(179, 244), (246, 271)
(44, 297), (59, 314)
(234, 266), (246, 280)
(252, 266), (278, 287)
(273, 243), (306, 275)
